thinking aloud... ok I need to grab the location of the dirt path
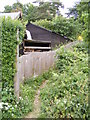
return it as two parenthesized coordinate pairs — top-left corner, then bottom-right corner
(25, 80), (48, 118)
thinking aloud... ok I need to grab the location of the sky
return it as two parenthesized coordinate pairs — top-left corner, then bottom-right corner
(0, 0), (81, 17)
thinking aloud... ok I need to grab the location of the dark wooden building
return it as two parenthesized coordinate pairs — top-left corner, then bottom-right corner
(26, 22), (71, 48)
(19, 22), (71, 55)
(24, 39), (51, 53)
(19, 39), (51, 55)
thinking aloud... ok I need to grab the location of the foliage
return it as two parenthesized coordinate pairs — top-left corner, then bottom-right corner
(2, 42), (51, 119)
(81, 8), (89, 41)
(34, 16), (83, 40)
(22, 3), (39, 22)
(34, 1), (63, 20)
(12, 2), (23, 12)
(39, 41), (88, 118)
(18, 70), (52, 117)
(1, 17), (25, 118)
(4, 1), (64, 22)
(0, 18), (2, 85)
(22, 1), (64, 22)
(4, 5), (12, 13)
(34, 19), (53, 30)
(78, 1), (89, 42)
(0, 19), (2, 120)
(4, 2), (23, 13)
(67, 0), (89, 19)
(67, 1), (89, 41)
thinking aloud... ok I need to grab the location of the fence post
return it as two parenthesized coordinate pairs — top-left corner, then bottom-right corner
(14, 29), (19, 100)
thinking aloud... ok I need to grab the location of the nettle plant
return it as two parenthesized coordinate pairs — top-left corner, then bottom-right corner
(1, 17), (25, 118)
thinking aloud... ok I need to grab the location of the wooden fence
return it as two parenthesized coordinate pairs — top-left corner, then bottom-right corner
(14, 41), (79, 98)
(14, 51), (56, 98)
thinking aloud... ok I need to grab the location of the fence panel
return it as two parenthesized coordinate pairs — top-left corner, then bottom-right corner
(18, 51), (56, 82)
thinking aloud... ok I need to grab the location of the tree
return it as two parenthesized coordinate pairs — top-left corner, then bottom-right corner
(22, 3), (39, 22)
(22, 1), (64, 22)
(4, 5), (12, 13)
(3, 1), (64, 21)
(67, 0), (89, 41)
(33, 0), (64, 20)
(4, 2), (23, 13)
(67, 0), (88, 21)
(12, 2), (23, 11)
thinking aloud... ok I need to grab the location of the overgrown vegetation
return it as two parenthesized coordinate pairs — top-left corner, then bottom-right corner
(1, 17), (25, 118)
(67, 1), (89, 42)
(19, 72), (51, 117)
(34, 16), (83, 40)
(39, 41), (88, 119)
(0, 18), (2, 120)
(1, 0), (89, 118)
(18, 41), (88, 119)
(2, 70), (51, 118)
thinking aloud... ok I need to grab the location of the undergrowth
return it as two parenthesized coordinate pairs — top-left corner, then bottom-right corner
(2, 40), (88, 118)
(19, 70), (52, 118)
(39, 41), (88, 119)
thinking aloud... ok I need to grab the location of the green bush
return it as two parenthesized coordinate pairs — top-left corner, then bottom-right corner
(19, 71), (51, 117)
(1, 17), (25, 118)
(34, 19), (54, 31)
(39, 41), (88, 119)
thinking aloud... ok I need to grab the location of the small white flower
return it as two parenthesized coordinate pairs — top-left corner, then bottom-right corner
(64, 99), (67, 104)
(21, 98), (23, 100)
(12, 107), (14, 110)
(15, 105), (17, 108)
(9, 105), (12, 107)
(56, 100), (60, 105)
(17, 102), (19, 104)
(0, 102), (3, 109)
(4, 103), (8, 106)
(19, 97), (22, 100)
(5, 106), (8, 110)
(8, 105), (11, 109)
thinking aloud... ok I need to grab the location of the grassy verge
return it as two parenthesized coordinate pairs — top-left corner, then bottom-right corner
(39, 41), (88, 119)
(19, 70), (52, 118)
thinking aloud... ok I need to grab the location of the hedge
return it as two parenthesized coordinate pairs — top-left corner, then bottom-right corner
(1, 17), (24, 118)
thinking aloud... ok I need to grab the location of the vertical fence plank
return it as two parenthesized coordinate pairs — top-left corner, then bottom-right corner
(14, 29), (19, 100)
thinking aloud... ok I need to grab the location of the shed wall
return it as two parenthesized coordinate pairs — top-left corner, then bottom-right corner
(26, 23), (70, 48)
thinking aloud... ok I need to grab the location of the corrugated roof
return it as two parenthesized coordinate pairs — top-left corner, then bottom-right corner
(0, 11), (21, 19)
